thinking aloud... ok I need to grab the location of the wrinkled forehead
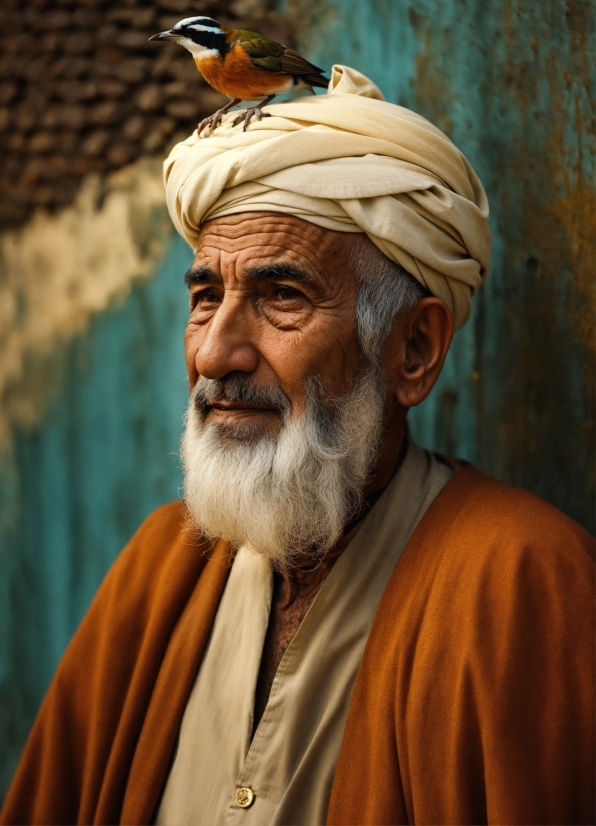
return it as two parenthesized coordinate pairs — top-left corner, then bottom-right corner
(193, 212), (363, 285)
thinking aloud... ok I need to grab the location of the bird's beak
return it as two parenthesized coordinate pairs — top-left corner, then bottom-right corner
(148, 31), (177, 42)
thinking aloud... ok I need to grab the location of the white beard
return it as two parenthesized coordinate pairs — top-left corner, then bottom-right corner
(180, 370), (387, 569)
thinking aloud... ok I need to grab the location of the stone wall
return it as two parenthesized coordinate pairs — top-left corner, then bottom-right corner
(0, 0), (293, 230)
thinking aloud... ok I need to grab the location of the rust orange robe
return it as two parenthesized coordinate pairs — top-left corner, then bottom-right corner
(1, 464), (594, 825)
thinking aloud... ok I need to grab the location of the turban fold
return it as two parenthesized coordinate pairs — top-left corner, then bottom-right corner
(164, 65), (491, 329)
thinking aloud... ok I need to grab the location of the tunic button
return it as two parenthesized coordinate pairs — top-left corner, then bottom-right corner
(236, 787), (256, 808)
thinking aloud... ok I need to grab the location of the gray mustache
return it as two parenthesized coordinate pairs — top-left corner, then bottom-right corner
(193, 375), (292, 416)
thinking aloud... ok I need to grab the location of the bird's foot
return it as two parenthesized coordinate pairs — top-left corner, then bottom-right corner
(197, 110), (225, 136)
(232, 106), (272, 132)
(197, 98), (243, 136)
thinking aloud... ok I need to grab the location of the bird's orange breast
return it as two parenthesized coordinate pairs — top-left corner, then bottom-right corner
(194, 43), (293, 100)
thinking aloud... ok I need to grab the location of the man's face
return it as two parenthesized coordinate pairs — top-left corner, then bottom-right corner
(185, 212), (366, 432)
(181, 211), (391, 564)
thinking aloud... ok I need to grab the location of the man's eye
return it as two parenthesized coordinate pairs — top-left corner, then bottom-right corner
(191, 289), (220, 308)
(273, 285), (303, 301)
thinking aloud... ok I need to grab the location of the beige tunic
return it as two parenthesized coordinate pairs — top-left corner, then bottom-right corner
(156, 442), (452, 826)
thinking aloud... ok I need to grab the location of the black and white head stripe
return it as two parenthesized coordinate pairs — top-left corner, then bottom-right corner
(173, 17), (222, 34)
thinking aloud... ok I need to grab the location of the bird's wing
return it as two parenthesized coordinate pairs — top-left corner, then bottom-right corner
(233, 30), (285, 68)
(250, 54), (286, 72)
(234, 30), (326, 78)
(278, 48), (327, 78)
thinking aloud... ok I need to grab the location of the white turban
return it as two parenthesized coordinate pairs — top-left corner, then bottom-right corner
(164, 65), (491, 329)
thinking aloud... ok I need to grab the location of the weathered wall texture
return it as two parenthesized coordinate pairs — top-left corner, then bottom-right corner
(0, 158), (169, 451)
(0, 0), (594, 805)
(285, 0), (595, 531)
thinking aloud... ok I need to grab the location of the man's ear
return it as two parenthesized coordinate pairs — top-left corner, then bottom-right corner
(386, 298), (454, 409)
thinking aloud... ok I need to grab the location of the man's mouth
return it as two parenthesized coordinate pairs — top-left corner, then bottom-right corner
(205, 401), (281, 422)
(208, 401), (276, 412)
(192, 377), (292, 423)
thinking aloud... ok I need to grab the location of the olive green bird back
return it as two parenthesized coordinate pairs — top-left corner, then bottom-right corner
(233, 30), (328, 86)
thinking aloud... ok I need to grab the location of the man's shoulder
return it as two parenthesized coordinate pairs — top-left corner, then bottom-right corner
(62, 501), (221, 677)
(97, 500), (212, 620)
(111, 500), (188, 577)
(376, 462), (594, 663)
(345, 471), (595, 826)
(127, 500), (187, 551)
(442, 463), (593, 553)
(407, 462), (594, 590)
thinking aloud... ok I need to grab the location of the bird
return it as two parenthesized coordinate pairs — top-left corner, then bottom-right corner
(149, 16), (328, 133)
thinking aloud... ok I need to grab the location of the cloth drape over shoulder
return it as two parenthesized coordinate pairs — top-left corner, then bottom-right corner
(164, 65), (491, 330)
(1, 466), (594, 824)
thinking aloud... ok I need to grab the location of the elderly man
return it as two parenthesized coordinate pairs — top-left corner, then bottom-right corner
(2, 66), (594, 826)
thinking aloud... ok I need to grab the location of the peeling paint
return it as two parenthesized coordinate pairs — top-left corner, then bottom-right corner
(0, 158), (171, 452)
(549, 188), (595, 358)
(413, 26), (456, 138)
(476, 0), (595, 523)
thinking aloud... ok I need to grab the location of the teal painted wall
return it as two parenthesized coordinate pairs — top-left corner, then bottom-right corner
(0, 234), (192, 799)
(285, 0), (594, 531)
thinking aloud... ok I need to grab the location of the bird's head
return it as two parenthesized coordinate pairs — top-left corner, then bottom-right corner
(149, 17), (227, 58)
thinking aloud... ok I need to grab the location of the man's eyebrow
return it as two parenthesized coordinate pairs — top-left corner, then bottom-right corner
(244, 263), (312, 283)
(184, 266), (219, 288)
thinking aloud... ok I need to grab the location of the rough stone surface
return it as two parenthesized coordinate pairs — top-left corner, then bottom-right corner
(0, 0), (293, 231)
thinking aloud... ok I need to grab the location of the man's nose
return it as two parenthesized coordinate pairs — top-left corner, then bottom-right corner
(194, 296), (259, 379)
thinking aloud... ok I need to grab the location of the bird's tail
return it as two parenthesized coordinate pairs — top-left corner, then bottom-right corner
(307, 75), (330, 89)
